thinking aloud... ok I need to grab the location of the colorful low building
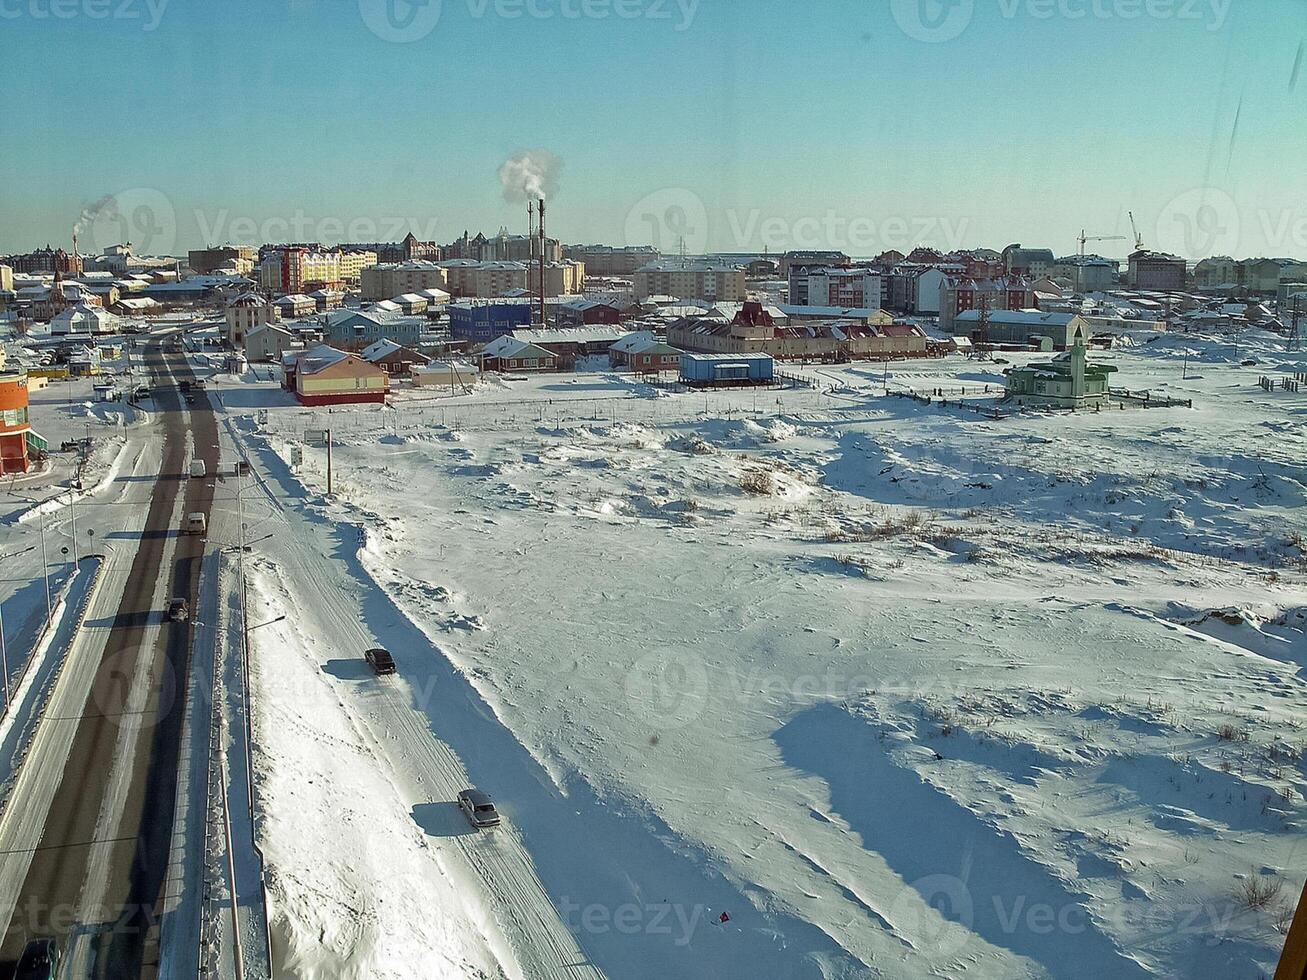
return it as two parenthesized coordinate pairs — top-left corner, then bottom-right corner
(282, 345), (389, 406)
(1003, 338), (1115, 409)
(0, 372), (34, 474)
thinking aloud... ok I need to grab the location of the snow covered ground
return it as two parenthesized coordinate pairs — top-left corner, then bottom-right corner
(216, 330), (1304, 979)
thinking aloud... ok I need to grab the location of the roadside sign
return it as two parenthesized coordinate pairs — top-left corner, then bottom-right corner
(290, 446), (303, 468)
(304, 429), (328, 446)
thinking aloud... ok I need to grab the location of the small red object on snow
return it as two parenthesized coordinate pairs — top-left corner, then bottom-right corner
(719, 911), (730, 923)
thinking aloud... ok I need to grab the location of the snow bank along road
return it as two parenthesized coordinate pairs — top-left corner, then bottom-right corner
(224, 418), (607, 979)
(0, 340), (219, 979)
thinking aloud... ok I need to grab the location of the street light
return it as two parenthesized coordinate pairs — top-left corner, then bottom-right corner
(0, 545), (37, 712)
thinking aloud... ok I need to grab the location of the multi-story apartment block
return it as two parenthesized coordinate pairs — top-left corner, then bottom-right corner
(1002, 245), (1057, 278)
(528, 260), (585, 298)
(778, 250), (849, 277)
(361, 262), (449, 301)
(438, 260), (529, 298)
(1126, 250), (1187, 290)
(633, 261), (746, 303)
(563, 245), (659, 276)
(259, 246), (378, 293)
(1052, 255), (1118, 293)
(939, 276), (1037, 331)
(4, 246), (81, 276)
(788, 266), (884, 309)
(189, 246), (257, 275)
(1192, 256), (1237, 291)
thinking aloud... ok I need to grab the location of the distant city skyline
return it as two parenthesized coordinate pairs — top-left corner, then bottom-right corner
(2, 0), (1305, 260)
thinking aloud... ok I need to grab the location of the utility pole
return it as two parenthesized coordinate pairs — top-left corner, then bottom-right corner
(325, 428), (333, 496)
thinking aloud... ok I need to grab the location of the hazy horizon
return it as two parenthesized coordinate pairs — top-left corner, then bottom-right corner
(4, 0), (1305, 261)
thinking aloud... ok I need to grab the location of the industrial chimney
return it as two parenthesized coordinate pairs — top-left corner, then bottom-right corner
(537, 198), (547, 328)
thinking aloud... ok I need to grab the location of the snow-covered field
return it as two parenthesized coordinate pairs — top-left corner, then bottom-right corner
(221, 332), (1305, 979)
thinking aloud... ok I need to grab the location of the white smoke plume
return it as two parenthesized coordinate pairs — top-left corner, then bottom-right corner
(73, 194), (118, 242)
(498, 149), (562, 203)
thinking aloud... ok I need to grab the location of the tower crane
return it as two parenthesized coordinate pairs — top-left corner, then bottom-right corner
(1077, 230), (1128, 257)
(1128, 211), (1144, 251)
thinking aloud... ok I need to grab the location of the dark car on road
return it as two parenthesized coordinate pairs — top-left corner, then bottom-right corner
(168, 597), (189, 623)
(15, 938), (59, 980)
(457, 789), (502, 828)
(364, 647), (396, 675)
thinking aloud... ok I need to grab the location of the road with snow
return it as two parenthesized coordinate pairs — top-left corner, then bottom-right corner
(0, 340), (217, 979)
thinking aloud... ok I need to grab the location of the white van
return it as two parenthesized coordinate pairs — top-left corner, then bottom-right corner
(186, 513), (207, 535)
(189, 459), (206, 478)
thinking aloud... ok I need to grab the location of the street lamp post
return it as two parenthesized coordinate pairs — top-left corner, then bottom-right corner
(0, 545), (37, 712)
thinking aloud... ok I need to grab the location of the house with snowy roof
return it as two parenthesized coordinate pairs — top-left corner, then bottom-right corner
(360, 338), (429, 376)
(281, 344), (388, 406)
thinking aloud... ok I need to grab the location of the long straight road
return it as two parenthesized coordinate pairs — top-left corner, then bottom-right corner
(0, 338), (219, 978)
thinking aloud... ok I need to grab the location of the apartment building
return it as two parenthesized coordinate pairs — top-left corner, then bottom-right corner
(259, 246), (378, 293)
(632, 261), (746, 303)
(439, 260), (529, 298)
(1052, 255), (1118, 293)
(1001, 245), (1056, 278)
(189, 246), (257, 275)
(788, 266), (884, 309)
(563, 245), (658, 276)
(939, 276), (1037, 331)
(527, 259), (586, 297)
(1126, 250), (1187, 290)
(361, 261), (449, 301)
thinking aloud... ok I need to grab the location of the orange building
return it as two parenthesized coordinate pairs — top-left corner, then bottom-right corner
(0, 373), (32, 474)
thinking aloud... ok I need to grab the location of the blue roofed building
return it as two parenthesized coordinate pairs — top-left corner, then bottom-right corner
(449, 301), (532, 343)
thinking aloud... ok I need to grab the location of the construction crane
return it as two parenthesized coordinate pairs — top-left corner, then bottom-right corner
(1128, 211), (1144, 251)
(1077, 230), (1128, 257)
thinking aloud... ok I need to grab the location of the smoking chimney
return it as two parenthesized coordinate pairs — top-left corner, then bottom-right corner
(538, 198), (547, 328)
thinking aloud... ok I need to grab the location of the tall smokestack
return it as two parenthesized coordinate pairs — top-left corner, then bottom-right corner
(538, 198), (547, 328)
(528, 201), (535, 251)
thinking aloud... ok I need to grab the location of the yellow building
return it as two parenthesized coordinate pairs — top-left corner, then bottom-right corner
(528, 259), (585, 297)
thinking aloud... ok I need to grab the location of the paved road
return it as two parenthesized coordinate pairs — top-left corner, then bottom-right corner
(0, 340), (219, 978)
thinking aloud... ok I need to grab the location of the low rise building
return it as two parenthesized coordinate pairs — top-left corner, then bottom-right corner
(244, 323), (299, 363)
(323, 309), (425, 349)
(0, 372), (34, 474)
(282, 345), (389, 406)
(1052, 255), (1118, 293)
(680, 352), (774, 386)
(51, 302), (118, 336)
(361, 338), (429, 376)
(608, 335), (682, 373)
(1003, 336), (1115, 408)
(479, 336), (559, 373)
(226, 292), (279, 346)
(273, 293), (317, 319)
(448, 301), (533, 343)
(954, 309), (1089, 349)
(556, 298), (622, 327)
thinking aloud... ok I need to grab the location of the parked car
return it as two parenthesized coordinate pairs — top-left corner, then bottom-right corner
(189, 459), (206, 478)
(168, 597), (189, 622)
(457, 789), (501, 828)
(364, 647), (396, 675)
(185, 512), (207, 535)
(14, 938), (59, 980)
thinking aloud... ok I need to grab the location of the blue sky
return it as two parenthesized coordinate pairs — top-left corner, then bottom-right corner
(2, 0), (1304, 258)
